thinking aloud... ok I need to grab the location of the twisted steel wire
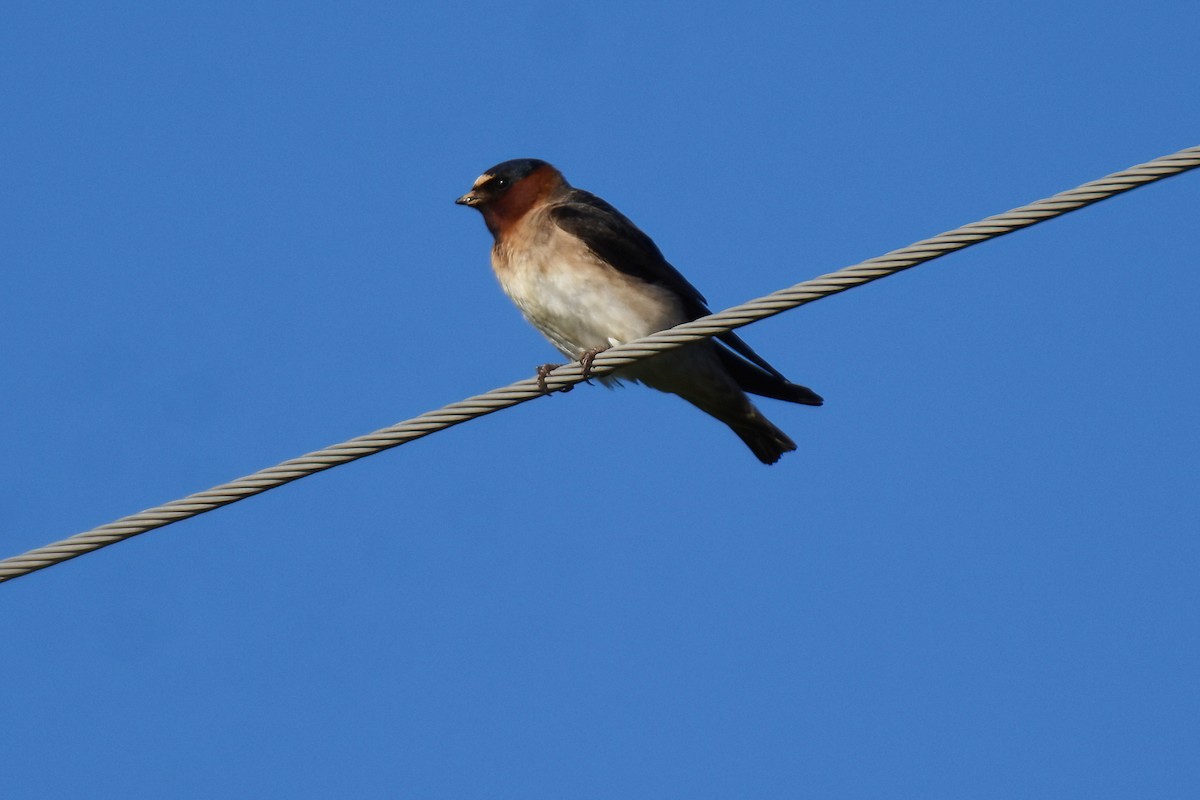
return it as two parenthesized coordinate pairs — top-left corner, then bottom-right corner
(2, 144), (1197, 584)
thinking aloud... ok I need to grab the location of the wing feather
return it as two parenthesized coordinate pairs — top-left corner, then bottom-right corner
(550, 190), (820, 404)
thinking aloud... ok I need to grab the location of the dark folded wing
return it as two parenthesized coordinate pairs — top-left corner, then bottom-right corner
(716, 347), (824, 406)
(550, 189), (710, 312)
(551, 189), (813, 396)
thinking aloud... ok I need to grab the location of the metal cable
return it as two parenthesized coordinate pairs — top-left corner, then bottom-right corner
(2, 144), (1197, 584)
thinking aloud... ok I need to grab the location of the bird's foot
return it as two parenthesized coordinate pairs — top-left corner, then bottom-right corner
(536, 347), (608, 393)
(536, 363), (572, 394)
(578, 346), (609, 382)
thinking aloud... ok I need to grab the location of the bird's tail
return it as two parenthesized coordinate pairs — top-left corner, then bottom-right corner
(632, 343), (807, 465)
(726, 408), (798, 465)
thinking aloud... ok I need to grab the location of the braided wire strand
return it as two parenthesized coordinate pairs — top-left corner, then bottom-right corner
(2, 144), (1197, 584)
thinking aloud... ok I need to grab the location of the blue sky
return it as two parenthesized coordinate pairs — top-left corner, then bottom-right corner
(3, 2), (1198, 797)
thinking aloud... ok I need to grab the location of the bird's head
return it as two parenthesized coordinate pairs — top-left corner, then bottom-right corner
(456, 158), (566, 237)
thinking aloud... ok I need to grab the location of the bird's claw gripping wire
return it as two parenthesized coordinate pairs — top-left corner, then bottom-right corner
(536, 363), (571, 394)
(536, 346), (608, 394)
(579, 346), (608, 381)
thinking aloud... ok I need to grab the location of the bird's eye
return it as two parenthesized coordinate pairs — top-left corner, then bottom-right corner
(492, 177), (509, 190)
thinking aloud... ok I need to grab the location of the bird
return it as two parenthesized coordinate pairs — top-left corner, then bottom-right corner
(455, 158), (822, 464)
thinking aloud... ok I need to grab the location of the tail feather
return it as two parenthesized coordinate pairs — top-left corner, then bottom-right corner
(632, 342), (816, 465)
(727, 410), (798, 465)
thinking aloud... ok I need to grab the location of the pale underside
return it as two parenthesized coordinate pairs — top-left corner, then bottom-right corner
(491, 212), (750, 413)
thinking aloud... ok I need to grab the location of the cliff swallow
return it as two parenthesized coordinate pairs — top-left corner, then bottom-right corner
(456, 158), (822, 464)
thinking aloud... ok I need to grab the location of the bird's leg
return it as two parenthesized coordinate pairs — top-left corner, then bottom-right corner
(536, 346), (608, 393)
(578, 346), (609, 382)
(536, 363), (572, 394)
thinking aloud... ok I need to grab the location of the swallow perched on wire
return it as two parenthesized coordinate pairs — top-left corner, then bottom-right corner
(456, 158), (822, 464)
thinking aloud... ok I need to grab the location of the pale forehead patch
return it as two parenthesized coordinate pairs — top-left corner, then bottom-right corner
(471, 173), (493, 189)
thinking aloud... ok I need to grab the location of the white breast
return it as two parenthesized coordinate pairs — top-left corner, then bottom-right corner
(493, 216), (686, 359)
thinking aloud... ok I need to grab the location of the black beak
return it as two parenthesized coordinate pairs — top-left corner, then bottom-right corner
(455, 192), (480, 207)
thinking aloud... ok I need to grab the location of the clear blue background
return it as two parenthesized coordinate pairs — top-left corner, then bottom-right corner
(3, 2), (1198, 797)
